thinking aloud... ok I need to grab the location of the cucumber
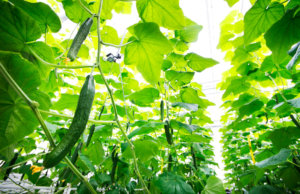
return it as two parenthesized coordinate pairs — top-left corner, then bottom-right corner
(164, 120), (173, 145)
(60, 142), (83, 182)
(43, 75), (95, 168)
(160, 100), (164, 121)
(85, 124), (95, 148)
(4, 150), (21, 180)
(67, 18), (93, 61)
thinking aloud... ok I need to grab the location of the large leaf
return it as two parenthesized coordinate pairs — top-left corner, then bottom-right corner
(265, 8), (300, 63)
(249, 185), (282, 194)
(0, 1), (41, 52)
(136, 0), (186, 30)
(238, 99), (264, 117)
(255, 148), (291, 169)
(82, 141), (105, 165)
(124, 23), (172, 84)
(170, 120), (200, 134)
(184, 53), (218, 72)
(155, 172), (195, 194)
(180, 88), (214, 108)
(171, 102), (198, 111)
(129, 88), (160, 107)
(62, 0), (90, 23)
(202, 176), (225, 194)
(165, 70), (194, 86)
(244, 0), (284, 44)
(268, 127), (300, 149)
(9, 0), (61, 33)
(0, 52), (50, 151)
(128, 122), (164, 139)
(123, 140), (159, 162)
(175, 18), (203, 43)
(52, 93), (79, 111)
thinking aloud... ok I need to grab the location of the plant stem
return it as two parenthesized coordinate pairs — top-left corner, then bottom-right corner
(78, 0), (94, 16)
(0, 62), (97, 194)
(8, 177), (33, 194)
(0, 153), (46, 172)
(95, 1), (149, 193)
(38, 109), (115, 124)
(100, 40), (134, 48)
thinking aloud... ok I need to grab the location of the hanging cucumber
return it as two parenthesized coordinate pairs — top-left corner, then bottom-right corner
(164, 120), (173, 145)
(160, 100), (164, 121)
(86, 104), (105, 147)
(4, 149), (22, 181)
(59, 142), (83, 182)
(43, 75), (95, 168)
(85, 124), (95, 148)
(67, 17), (93, 61)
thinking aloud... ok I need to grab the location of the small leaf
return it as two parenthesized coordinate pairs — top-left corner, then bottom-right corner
(185, 53), (218, 72)
(165, 70), (194, 86)
(137, 0), (186, 30)
(123, 140), (159, 162)
(181, 88), (214, 108)
(128, 122), (164, 139)
(52, 94), (79, 111)
(175, 18), (203, 43)
(129, 88), (160, 107)
(224, 0), (240, 7)
(171, 102), (198, 111)
(170, 120), (199, 134)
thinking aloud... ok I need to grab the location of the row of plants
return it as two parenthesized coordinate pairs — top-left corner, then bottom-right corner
(0, 0), (226, 193)
(219, 0), (300, 193)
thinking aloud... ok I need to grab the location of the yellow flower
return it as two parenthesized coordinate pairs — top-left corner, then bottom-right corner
(30, 165), (44, 175)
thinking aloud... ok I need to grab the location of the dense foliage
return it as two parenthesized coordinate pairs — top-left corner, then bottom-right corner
(0, 0), (223, 193)
(220, 0), (300, 193)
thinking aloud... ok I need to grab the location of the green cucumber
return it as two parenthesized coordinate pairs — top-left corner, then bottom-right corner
(43, 75), (95, 168)
(160, 100), (164, 121)
(164, 120), (173, 145)
(67, 18), (93, 61)
(85, 124), (95, 148)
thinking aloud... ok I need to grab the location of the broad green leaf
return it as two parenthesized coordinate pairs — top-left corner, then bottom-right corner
(170, 39), (189, 53)
(222, 78), (251, 99)
(136, 0), (186, 30)
(171, 102), (198, 111)
(202, 176), (225, 194)
(155, 172), (195, 194)
(279, 166), (300, 189)
(52, 93), (79, 111)
(239, 99), (264, 117)
(185, 53), (218, 72)
(0, 1), (41, 52)
(128, 122), (164, 139)
(170, 120), (200, 134)
(249, 185), (282, 194)
(9, 0), (61, 33)
(167, 53), (187, 68)
(181, 134), (210, 143)
(265, 8), (300, 64)
(82, 141), (105, 165)
(180, 88), (214, 108)
(175, 18), (203, 43)
(94, 125), (113, 138)
(124, 23), (172, 84)
(232, 42), (261, 65)
(268, 127), (300, 149)
(123, 140), (159, 162)
(224, 0), (240, 7)
(256, 148), (291, 169)
(78, 152), (96, 172)
(62, 0), (90, 23)
(89, 0), (118, 20)
(101, 26), (120, 45)
(244, 0), (284, 44)
(27, 41), (54, 78)
(0, 52), (50, 151)
(165, 70), (194, 86)
(232, 93), (255, 108)
(129, 88), (160, 107)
